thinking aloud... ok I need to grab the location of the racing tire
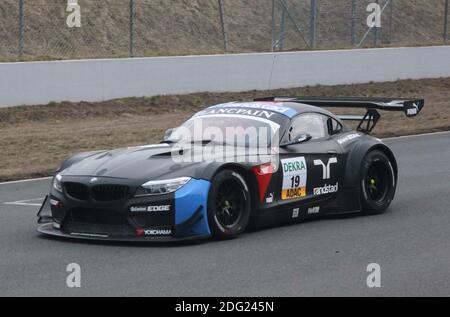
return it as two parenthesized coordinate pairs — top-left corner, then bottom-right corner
(207, 170), (251, 240)
(360, 150), (396, 215)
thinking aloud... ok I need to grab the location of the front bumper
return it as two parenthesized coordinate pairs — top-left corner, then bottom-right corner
(37, 223), (210, 242)
(37, 177), (212, 242)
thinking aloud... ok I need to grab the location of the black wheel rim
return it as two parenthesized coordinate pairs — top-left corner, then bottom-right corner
(365, 160), (390, 204)
(214, 179), (245, 228)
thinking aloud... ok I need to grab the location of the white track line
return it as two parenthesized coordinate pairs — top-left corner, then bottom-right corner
(0, 130), (448, 187)
(383, 130), (450, 141)
(0, 176), (52, 186)
(3, 198), (44, 207)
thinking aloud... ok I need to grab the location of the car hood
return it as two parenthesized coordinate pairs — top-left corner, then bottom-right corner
(60, 144), (205, 181)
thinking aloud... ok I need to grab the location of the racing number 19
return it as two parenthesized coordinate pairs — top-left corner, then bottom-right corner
(291, 175), (301, 188)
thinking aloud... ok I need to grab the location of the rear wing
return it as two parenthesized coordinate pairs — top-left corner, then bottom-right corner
(254, 97), (425, 133)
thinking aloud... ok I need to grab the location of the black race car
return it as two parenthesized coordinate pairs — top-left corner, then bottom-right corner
(37, 96), (424, 241)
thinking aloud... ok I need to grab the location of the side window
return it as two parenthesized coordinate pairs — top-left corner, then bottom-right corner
(289, 114), (327, 141)
(329, 118), (343, 135)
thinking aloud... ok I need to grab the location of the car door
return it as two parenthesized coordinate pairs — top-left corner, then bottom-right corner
(277, 113), (345, 211)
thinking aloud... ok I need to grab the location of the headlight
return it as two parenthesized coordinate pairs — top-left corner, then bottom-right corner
(135, 177), (191, 197)
(53, 174), (63, 193)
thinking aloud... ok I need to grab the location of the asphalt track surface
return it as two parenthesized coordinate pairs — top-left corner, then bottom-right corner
(0, 132), (449, 297)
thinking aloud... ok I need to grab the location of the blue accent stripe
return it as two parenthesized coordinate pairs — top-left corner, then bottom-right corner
(175, 179), (211, 236)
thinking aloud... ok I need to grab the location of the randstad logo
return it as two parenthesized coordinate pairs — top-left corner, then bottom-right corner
(313, 183), (339, 196)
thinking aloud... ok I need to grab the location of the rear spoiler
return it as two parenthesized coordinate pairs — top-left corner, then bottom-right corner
(254, 97), (425, 133)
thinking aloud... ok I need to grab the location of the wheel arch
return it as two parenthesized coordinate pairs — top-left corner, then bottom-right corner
(370, 144), (398, 181)
(331, 138), (398, 213)
(344, 138), (398, 190)
(202, 163), (260, 222)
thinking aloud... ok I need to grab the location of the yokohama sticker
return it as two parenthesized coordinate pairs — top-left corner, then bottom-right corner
(281, 157), (307, 200)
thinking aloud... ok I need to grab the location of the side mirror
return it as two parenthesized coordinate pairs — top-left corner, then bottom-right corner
(163, 128), (175, 141)
(280, 134), (312, 148)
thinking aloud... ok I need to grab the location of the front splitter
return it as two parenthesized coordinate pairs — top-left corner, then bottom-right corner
(37, 223), (210, 243)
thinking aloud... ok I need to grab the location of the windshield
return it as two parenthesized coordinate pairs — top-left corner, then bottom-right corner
(167, 115), (280, 148)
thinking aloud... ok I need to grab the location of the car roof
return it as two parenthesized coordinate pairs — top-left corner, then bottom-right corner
(207, 101), (337, 119)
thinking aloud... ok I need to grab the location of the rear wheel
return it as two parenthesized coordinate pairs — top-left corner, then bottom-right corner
(207, 170), (251, 240)
(360, 151), (396, 215)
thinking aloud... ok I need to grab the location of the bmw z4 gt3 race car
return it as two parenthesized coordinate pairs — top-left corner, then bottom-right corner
(37, 96), (424, 242)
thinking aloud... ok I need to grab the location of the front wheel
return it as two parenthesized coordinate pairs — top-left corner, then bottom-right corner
(360, 150), (396, 215)
(207, 170), (251, 240)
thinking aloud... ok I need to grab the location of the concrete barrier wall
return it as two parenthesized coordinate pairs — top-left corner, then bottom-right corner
(1, 46), (450, 108)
